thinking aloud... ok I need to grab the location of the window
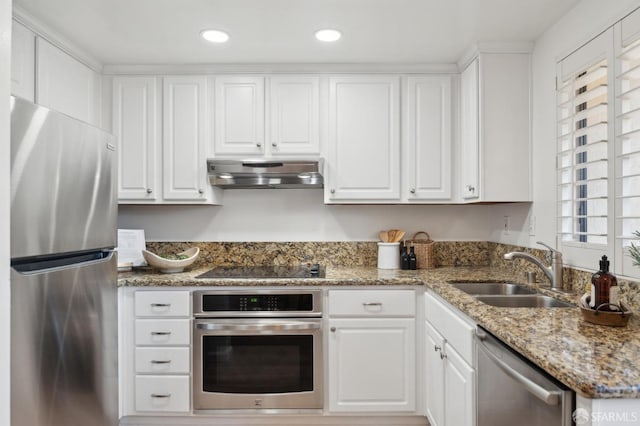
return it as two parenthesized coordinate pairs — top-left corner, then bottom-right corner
(557, 8), (640, 278)
(616, 31), (640, 277)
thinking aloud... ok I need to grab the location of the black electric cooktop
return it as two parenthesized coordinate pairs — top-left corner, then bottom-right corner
(196, 263), (325, 279)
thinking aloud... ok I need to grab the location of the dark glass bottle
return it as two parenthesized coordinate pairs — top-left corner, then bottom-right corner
(400, 242), (410, 270)
(408, 243), (417, 270)
(590, 255), (619, 311)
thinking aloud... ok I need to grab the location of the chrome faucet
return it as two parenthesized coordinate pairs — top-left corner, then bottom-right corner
(503, 242), (564, 291)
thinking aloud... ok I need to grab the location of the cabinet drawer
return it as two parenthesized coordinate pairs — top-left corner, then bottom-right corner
(135, 375), (190, 412)
(425, 292), (475, 365)
(136, 347), (190, 374)
(328, 290), (415, 317)
(135, 319), (190, 346)
(135, 290), (190, 317)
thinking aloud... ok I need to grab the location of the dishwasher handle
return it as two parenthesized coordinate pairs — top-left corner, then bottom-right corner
(477, 331), (562, 406)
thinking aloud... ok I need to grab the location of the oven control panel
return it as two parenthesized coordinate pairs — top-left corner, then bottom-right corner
(195, 291), (322, 316)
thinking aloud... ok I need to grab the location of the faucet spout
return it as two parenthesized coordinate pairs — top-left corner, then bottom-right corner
(503, 242), (564, 291)
(503, 252), (553, 283)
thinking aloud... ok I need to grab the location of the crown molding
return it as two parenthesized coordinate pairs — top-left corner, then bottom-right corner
(12, 6), (103, 73)
(457, 41), (535, 70)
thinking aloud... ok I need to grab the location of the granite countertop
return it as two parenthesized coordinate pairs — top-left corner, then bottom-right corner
(119, 265), (640, 400)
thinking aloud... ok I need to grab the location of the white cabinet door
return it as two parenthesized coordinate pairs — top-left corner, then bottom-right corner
(11, 20), (35, 102)
(269, 76), (320, 155)
(214, 76), (265, 155)
(328, 318), (415, 413)
(425, 321), (445, 426)
(163, 76), (209, 201)
(36, 38), (100, 126)
(404, 75), (452, 201)
(460, 59), (479, 200)
(326, 76), (400, 202)
(459, 53), (531, 202)
(113, 76), (159, 202)
(443, 344), (475, 426)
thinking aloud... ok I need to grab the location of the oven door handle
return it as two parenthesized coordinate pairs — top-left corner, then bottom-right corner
(477, 334), (562, 406)
(195, 321), (321, 331)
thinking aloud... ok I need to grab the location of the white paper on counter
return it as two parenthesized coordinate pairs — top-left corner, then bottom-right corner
(117, 229), (147, 266)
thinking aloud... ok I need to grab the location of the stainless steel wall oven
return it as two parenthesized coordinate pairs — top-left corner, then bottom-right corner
(193, 289), (323, 411)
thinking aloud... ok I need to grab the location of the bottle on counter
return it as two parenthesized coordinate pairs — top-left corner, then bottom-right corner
(590, 255), (619, 311)
(408, 243), (417, 270)
(400, 241), (410, 270)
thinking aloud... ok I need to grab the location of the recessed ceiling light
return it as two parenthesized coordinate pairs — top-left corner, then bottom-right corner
(315, 29), (342, 42)
(201, 29), (230, 43)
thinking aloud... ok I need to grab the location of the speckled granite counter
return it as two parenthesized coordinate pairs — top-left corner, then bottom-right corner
(119, 266), (640, 400)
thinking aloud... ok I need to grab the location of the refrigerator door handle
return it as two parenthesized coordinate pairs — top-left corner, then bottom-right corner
(12, 250), (115, 274)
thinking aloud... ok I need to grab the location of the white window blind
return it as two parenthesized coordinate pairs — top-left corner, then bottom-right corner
(616, 35), (640, 277)
(557, 58), (609, 246)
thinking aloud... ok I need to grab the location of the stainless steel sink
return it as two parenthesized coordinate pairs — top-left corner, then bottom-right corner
(474, 295), (574, 308)
(449, 282), (537, 295)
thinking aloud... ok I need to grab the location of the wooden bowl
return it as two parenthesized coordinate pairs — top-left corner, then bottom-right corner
(142, 247), (199, 273)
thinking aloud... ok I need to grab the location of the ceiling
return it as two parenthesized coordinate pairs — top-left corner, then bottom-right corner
(14, 0), (582, 65)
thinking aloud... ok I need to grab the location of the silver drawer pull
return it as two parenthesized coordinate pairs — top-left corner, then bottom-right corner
(151, 360), (172, 364)
(151, 303), (171, 308)
(151, 393), (171, 398)
(362, 302), (382, 307)
(150, 331), (171, 336)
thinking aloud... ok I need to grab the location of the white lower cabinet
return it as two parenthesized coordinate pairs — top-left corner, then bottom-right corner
(327, 290), (416, 413)
(135, 376), (190, 413)
(120, 288), (192, 416)
(424, 292), (476, 426)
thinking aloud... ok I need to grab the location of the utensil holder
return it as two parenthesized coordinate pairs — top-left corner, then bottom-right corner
(377, 242), (400, 269)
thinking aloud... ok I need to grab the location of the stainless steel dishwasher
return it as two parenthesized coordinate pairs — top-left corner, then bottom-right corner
(476, 327), (575, 426)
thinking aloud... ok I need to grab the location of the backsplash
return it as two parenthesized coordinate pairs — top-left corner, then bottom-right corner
(146, 240), (640, 313)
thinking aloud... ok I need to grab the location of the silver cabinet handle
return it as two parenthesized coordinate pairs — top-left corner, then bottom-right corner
(362, 302), (382, 307)
(477, 338), (562, 406)
(434, 345), (441, 352)
(146, 188), (153, 194)
(466, 185), (475, 193)
(151, 394), (171, 398)
(150, 360), (172, 364)
(198, 189), (204, 195)
(272, 142), (278, 147)
(150, 331), (171, 336)
(410, 188), (416, 194)
(330, 327), (336, 332)
(330, 189), (335, 194)
(440, 351), (447, 360)
(256, 143), (262, 148)
(151, 303), (171, 308)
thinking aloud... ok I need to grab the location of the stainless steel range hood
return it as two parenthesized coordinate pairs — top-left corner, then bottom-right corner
(207, 159), (324, 189)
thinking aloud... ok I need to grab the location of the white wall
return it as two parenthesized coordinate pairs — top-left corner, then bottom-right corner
(118, 190), (492, 242)
(1, 0), (11, 423)
(490, 0), (640, 253)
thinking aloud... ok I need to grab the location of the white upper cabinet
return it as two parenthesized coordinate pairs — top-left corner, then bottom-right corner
(269, 76), (321, 155)
(326, 75), (400, 202)
(403, 75), (452, 202)
(36, 38), (101, 126)
(113, 76), (160, 202)
(459, 52), (532, 202)
(162, 76), (210, 201)
(11, 20), (35, 102)
(460, 60), (479, 200)
(113, 75), (220, 205)
(214, 76), (265, 155)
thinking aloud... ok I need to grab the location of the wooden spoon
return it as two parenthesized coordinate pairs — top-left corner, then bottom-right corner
(392, 230), (405, 242)
(379, 230), (389, 242)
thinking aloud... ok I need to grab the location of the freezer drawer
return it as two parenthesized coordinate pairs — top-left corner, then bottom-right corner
(10, 251), (118, 426)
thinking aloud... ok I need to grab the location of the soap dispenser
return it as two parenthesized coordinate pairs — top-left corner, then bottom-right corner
(590, 255), (619, 311)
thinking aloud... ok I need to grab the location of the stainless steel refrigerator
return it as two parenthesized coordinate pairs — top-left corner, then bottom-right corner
(10, 96), (118, 426)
